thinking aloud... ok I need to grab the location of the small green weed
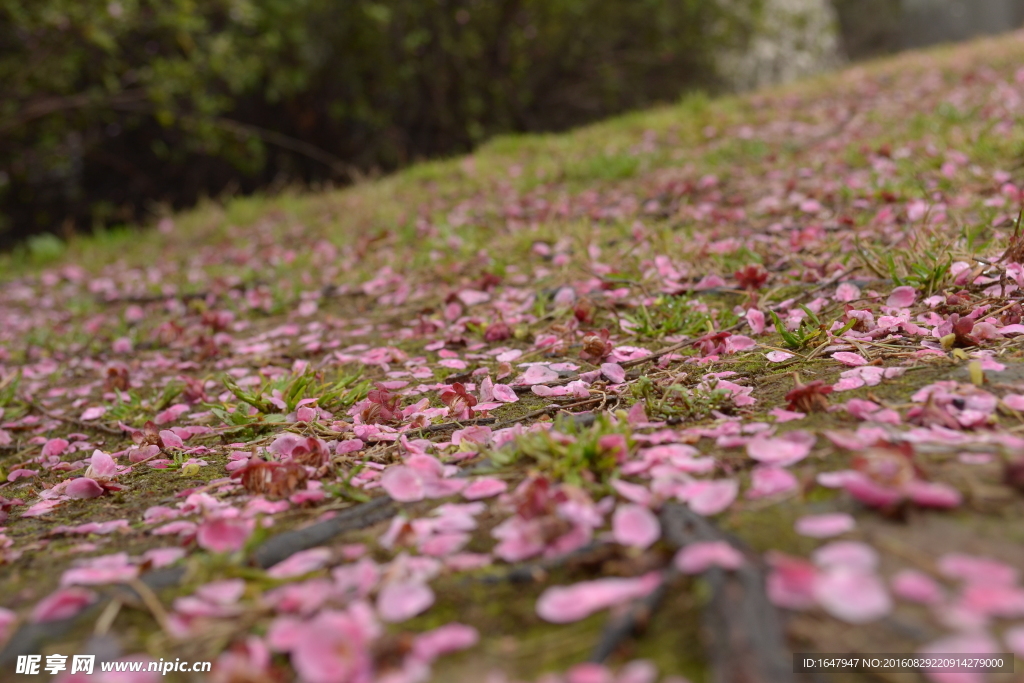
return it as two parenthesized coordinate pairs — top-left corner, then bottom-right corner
(622, 297), (730, 339)
(631, 375), (732, 421)
(222, 368), (370, 415)
(770, 308), (824, 350)
(493, 414), (631, 487)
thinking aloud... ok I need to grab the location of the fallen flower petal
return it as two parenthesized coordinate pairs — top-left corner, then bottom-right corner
(886, 286), (917, 308)
(462, 477), (508, 500)
(600, 362), (626, 384)
(412, 623), (479, 663)
(813, 567), (891, 624)
(890, 569), (943, 605)
(267, 547), (332, 579)
(65, 477), (105, 499)
(80, 407), (106, 421)
(674, 541), (744, 573)
(832, 351), (868, 366)
(686, 479), (738, 516)
(536, 572), (661, 623)
(794, 513), (856, 538)
(196, 517), (254, 553)
(612, 503), (660, 549)
(31, 587), (98, 623)
(377, 581), (435, 622)
(381, 466), (426, 502)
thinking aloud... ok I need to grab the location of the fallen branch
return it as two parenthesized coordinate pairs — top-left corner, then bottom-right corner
(492, 396), (604, 429)
(250, 495), (396, 569)
(660, 503), (794, 683)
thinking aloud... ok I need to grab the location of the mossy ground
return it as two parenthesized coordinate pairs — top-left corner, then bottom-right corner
(4, 30), (1024, 683)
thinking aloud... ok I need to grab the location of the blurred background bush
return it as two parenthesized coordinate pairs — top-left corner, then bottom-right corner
(0, 0), (755, 247)
(1, 0), (1022, 248)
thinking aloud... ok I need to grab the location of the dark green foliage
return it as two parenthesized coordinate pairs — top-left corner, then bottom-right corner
(0, 0), (751, 245)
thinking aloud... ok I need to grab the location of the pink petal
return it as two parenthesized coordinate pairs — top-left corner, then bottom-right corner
(765, 351), (794, 362)
(420, 532), (470, 557)
(196, 517), (253, 553)
(890, 569), (943, 604)
(745, 466), (798, 499)
(380, 466), (426, 502)
(422, 477), (467, 499)
(769, 407), (805, 422)
(142, 547), (187, 569)
(612, 504), (660, 549)
(42, 438), (70, 457)
(812, 541), (878, 572)
(80, 407), (106, 421)
(832, 377), (865, 391)
(687, 479), (738, 516)
(66, 477), (105, 499)
(724, 335), (756, 353)
(60, 554), (139, 586)
(30, 587), (98, 623)
(377, 581), (435, 622)
(674, 541), (744, 573)
(566, 663), (614, 683)
(919, 633), (1000, 683)
(746, 309), (766, 334)
(154, 403), (190, 425)
(450, 426), (492, 448)
(617, 660), (658, 683)
(600, 363), (626, 384)
(842, 472), (903, 507)
(886, 286), (917, 308)
(492, 384), (518, 403)
(1004, 394), (1024, 411)
(813, 568), (891, 623)
(86, 449), (117, 478)
(7, 468), (37, 482)
(532, 384), (570, 397)
(412, 623), (479, 663)
(151, 520), (197, 536)
(457, 289), (489, 306)
(610, 479), (652, 506)
(746, 432), (813, 466)
(835, 282), (861, 302)
(535, 572), (661, 623)
(832, 351), (868, 366)
(904, 480), (962, 508)
(462, 477), (508, 500)
(766, 553), (817, 610)
(269, 433), (304, 457)
(405, 454), (444, 478)
(794, 513), (855, 538)
(519, 365), (560, 385)
(626, 402), (647, 425)
(287, 609), (375, 682)
(1005, 625), (1024, 658)
(938, 553), (1018, 585)
(159, 430), (184, 450)
(22, 499), (63, 516)
(267, 548), (332, 579)
(956, 583), (1024, 618)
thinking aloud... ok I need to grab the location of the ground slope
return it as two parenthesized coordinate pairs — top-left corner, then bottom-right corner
(2, 31), (1024, 683)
